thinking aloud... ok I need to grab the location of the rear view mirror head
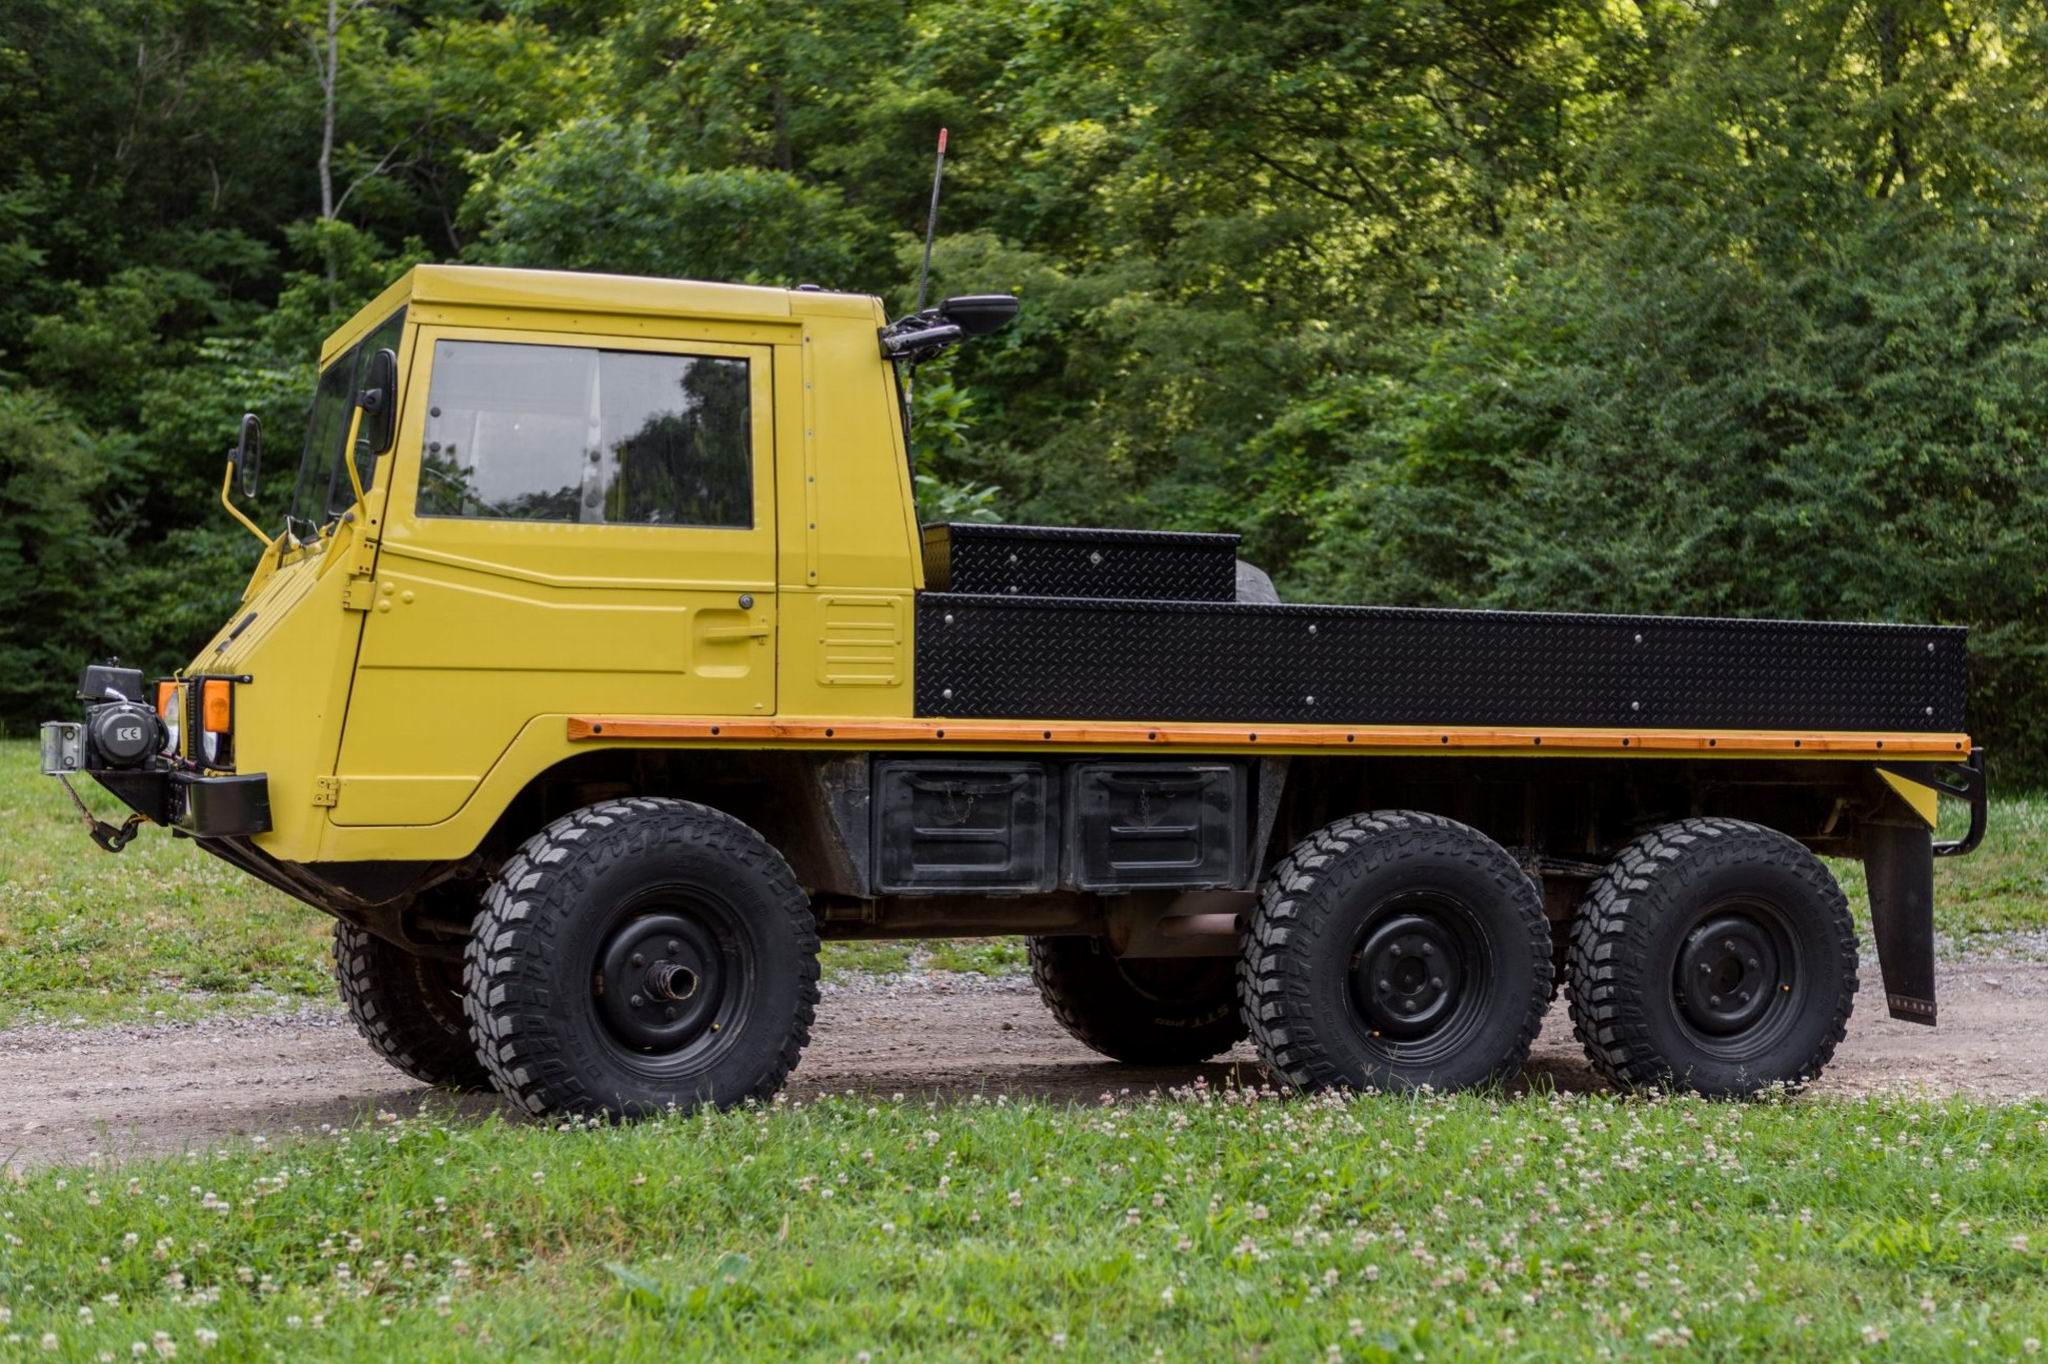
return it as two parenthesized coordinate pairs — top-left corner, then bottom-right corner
(232, 412), (262, 498)
(937, 294), (1019, 337)
(358, 348), (399, 456)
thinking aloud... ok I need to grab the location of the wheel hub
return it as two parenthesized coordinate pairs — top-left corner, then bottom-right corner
(1352, 913), (1464, 1039)
(595, 912), (722, 1051)
(1674, 912), (1781, 1035)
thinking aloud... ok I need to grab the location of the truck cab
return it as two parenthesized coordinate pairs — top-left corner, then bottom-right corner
(44, 264), (1986, 1120)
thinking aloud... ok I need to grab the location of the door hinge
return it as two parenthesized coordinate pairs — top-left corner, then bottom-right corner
(311, 776), (341, 808)
(341, 576), (376, 612)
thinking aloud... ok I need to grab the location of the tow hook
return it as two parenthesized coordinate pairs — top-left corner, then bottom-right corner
(53, 773), (147, 853)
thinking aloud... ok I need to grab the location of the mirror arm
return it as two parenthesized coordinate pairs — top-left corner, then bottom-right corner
(339, 403), (370, 512)
(220, 459), (270, 546)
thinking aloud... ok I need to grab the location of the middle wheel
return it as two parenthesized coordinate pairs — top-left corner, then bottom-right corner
(1028, 935), (1247, 1064)
(1241, 810), (1551, 1093)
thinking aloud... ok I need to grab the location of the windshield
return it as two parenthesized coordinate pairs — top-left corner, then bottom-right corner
(287, 306), (405, 537)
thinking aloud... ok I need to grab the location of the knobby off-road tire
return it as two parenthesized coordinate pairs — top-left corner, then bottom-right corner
(1241, 811), (1551, 1093)
(1028, 936), (1247, 1064)
(1568, 817), (1857, 1098)
(334, 922), (491, 1090)
(464, 797), (820, 1119)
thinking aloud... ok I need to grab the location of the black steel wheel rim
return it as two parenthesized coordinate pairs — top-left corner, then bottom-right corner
(590, 887), (751, 1071)
(1346, 893), (1491, 1064)
(1667, 897), (1804, 1060)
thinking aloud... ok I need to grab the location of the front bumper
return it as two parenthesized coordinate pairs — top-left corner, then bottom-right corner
(42, 720), (271, 838)
(166, 769), (273, 837)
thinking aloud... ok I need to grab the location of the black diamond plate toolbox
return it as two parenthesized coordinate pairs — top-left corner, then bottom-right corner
(922, 523), (1240, 602)
(914, 595), (1968, 732)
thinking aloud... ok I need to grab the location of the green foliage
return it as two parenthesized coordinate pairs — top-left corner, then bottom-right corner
(0, 392), (124, 720)
(915, 472), (1004, 525)
(2, 0), (2045, 780)
(467, 115), (876, 287)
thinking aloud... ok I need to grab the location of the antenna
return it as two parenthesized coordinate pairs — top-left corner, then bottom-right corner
(913, 127), (948, 313)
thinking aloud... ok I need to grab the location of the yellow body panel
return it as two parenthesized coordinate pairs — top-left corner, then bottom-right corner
(191, 264), (1971, 866)
(1877, 769), (1944, 826)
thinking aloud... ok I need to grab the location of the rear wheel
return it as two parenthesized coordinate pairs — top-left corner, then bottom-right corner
(464, 797), (820, 1119)
(1240, 810), (1550, 1093)
(334, 923), (490, 1090)
(1029, 936), (1246, 1064)
(1567, 818), (1857, 1097)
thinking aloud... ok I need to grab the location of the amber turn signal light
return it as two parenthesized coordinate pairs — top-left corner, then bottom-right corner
(202, 679), (232, 734)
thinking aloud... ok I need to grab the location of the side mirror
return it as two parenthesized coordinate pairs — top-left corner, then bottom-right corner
(938, 294), (1019, 337)
(232, 412), (262, 498)
(357, 348), (399, 457)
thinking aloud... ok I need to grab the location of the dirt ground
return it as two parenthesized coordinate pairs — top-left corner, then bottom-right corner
(3, 959), (2043, 1168)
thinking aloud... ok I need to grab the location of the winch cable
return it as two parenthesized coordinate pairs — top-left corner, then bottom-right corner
(53, 772), (147, 853)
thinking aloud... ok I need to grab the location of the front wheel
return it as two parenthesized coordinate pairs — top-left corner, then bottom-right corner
(1240, 810), (1551, 1093)
(464, 797), (820, 1119)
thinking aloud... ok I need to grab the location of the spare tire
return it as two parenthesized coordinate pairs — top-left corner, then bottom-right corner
(1236, 560), (1280, 604)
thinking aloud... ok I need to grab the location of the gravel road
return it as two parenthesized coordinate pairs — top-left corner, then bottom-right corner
(3, 959), (2043, 1168)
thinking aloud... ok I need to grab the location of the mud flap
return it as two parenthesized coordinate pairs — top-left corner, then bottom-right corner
(1862, 817), (1937, 1025)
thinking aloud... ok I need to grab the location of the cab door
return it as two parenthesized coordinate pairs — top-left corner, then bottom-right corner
(332, 326), (777, 827)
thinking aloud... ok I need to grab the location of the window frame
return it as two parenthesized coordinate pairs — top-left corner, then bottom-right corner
(378, 325), (778, 581)
(411, 334), (762, 533)
(290, 306), (408, 534)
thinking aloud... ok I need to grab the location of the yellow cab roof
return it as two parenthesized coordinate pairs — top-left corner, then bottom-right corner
(318, 264), (880, 365)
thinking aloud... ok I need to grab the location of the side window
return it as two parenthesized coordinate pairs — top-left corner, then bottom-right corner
(417, 339), (753, 528)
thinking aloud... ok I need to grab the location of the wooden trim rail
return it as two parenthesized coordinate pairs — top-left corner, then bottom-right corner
(566, 715), (1970, 760)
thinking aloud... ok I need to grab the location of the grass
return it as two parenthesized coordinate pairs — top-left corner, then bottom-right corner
(2, 741), (2043, 1028)
(0, 742), (1019, 1028)
(0, 1090), (2044, 1360)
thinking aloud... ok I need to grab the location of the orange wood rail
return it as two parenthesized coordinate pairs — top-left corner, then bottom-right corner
(566, 715), (1969, 760)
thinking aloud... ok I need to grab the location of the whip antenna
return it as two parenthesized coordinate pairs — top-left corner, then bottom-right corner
(914, 127), (948, 313)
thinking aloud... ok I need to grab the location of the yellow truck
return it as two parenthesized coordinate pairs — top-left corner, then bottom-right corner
(43, 264), (1984, 1118)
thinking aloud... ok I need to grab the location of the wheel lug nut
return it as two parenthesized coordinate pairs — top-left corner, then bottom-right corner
(665, 1006), (678, 1020)
(1430, 976), (1443, 989)
(1699, 963), (1712, 975)
(1377, 978), (1390, 993)
(629, 993), (645, 1008)
(667, 940), (681, 954)
(1390, 945), (1404, 958)
(1709, 994), (1722, 1007)
(631, 953), (645, 967)
(1748, 957), (1760, 970)
(1420, 943), (1434, 956)
(1739, 992), (1751, 1004)
(1722, 939), (1736, 952)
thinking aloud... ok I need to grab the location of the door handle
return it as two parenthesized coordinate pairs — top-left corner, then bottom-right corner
(699, 625), (772, 642)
